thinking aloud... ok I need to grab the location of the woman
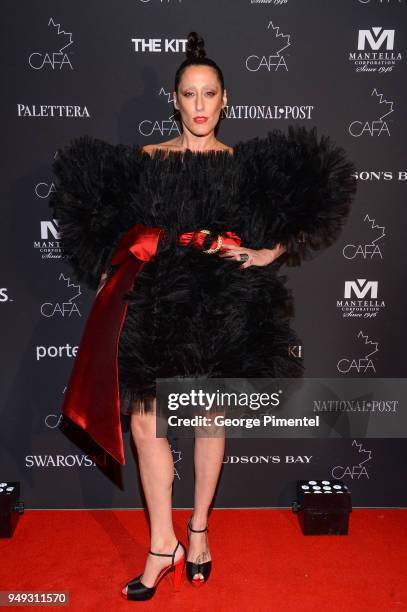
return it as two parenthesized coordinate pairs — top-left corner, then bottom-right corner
(49, 32), (357, 601)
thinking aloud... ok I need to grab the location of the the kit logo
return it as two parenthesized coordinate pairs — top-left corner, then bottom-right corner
(131, 38), (187, 53)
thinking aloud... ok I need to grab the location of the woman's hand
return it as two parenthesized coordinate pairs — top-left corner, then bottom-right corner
(218, 243), (286, 269)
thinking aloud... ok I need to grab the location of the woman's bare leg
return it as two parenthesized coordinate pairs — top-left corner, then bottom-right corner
(122, 399), (183, 594)
(188, 420), (225, 581)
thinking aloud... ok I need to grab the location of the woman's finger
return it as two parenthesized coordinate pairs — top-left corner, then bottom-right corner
(240, 256), (255, 269)
(218, 251), (239, 259)
(220, 250), (249, 259)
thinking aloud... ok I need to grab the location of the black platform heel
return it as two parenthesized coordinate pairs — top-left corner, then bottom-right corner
(121, 539), (186, 601)
(186, 517), (212, 587)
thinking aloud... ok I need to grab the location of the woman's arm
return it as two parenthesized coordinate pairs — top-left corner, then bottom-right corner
(49, 135), (133, 290)
(218, 243), (287, 268)
(236, 125), (358, 267)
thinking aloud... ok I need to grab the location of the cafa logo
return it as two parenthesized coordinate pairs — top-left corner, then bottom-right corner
(34, 219), (62, 260)
(29, 17), (73, 70)
(331, 440), (372, 480)
(337, 330), (378, 374)
(139, 87), (181, 137)
(342, 213), (385, 260)
(245, 21), (291, 72)
(349, 27), (402, 73)
(45, 412), (63, 429)
(171, 446), (182, 480)
(41, 273), (82, 318)
(36, 181), (56, 199)
(349, 88), (393, 137)
(337, 279), (385, 318)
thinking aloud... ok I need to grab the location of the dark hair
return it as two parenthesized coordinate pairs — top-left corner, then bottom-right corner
(174, 31), (225, 94)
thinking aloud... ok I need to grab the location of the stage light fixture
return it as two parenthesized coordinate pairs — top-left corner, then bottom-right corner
(292, 479), (352, 535)
(0, 482), (24, 537)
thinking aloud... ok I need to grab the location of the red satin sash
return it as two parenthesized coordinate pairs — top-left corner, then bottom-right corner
(61, 223), (241, 465)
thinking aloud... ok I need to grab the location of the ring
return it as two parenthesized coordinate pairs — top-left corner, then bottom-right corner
(239, 253), (249, 262)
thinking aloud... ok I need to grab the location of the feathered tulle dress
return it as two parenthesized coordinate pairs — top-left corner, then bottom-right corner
(49, 125), (357, 464)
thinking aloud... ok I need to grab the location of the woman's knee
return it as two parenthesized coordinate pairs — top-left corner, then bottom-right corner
(130, 410), (157, 442)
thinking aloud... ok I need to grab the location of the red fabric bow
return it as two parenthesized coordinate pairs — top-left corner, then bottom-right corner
(61, 223), (241, 465)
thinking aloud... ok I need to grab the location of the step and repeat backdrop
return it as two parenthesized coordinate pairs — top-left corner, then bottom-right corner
(1, 0), (406, 509)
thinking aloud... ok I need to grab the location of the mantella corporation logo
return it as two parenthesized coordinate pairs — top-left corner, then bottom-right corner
(337, 279), (386, 318)
(349, 27), (402, 73)
(34, 219), (62, 260)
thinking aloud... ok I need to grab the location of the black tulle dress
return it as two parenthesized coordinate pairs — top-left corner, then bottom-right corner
(49, 125), (357, 464)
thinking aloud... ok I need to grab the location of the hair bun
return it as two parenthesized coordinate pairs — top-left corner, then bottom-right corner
(185, 31), (206, 60)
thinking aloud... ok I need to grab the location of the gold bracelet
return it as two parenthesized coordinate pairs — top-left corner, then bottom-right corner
(200, 229), (223, 254)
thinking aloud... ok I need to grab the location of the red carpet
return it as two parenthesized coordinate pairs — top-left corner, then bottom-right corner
(1, 508), (406, 611)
